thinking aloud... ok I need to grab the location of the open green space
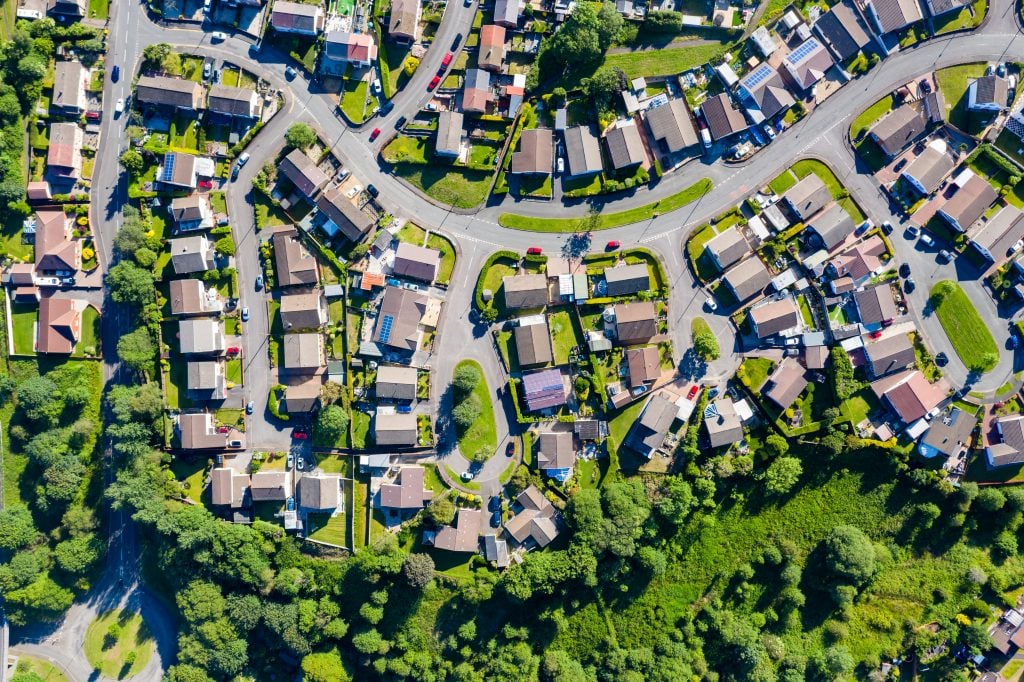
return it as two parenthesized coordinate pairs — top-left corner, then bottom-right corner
(934, 0), (985, 33)
(548, 309), (582, 365)
(11, 302), (36, 355)
(340, 79), (369, 124)
(936, 62), (988, 133)
(739, 357), (774, 391)
(83, 609), (155, 679)
(930, 280), (998, 372)
(394, 164), (493, 209)
(308, 509), (348, 547)
(170, 456), (208, 505)
(600, 42), (728, 81)
(454, 360), (497, 461)
(10, 656), (68, 682)
(73, 305), (101, 357)
(426, 232), (457, 285)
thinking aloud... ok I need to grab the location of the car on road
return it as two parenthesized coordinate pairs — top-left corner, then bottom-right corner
(231, 165), (240, 181)
(461, 471), (474, 481)
(935, 352), (948, 366)
(906, 224), (920, 238)
(893, 158), (908, 173)
(882, 220), (893, 234)
(395, 115), (407, 129)
(287, 497), (296, 512)
(920, 233), (935, 247)
(114, 98), (124, 114)
(369, 127), (381, 141)
(442, 52), (454, 67)
(241, 307), (249, 321)
(451, 33), (463, 50)
(556, 157), (564, 173)
(111, 65), (120, 82)
(527, 247), (542, 255)
(490, 510), (501, 527)
(606, 240), (621, 250)
(246, 400), (254, 414)
(287, 454), (295, 469)
(428, 75), (441, 90)
(705, 296), (718, 311)
(938, 249), (953, 262)
(237, 152), (250, 167)
(366, 184), (380, 199)
(904, 277), (915, 293)
(255, 275), (263, 290)
(211, 31), (227, 42)
(899, 263), (911, 278)
(506, 442), (515, 457)
(285, 65), (296, 79)
(687, 385), (699, 400)
(226, 346), (241, 355)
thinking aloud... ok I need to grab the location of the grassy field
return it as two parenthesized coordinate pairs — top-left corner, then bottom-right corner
(548, 309), (582, 365)
(600, 42), (728, 80)
(340, 79), (369, 124)
(395, 164), (493, 209)
(930, 280), (998, 372)
(74, 305), (101, 357)
(9, 655), (68, 681)
(170, 457), (208, 505)
(11, 302), (36, 355)
(850, 94), (895, 140)
(83, 610), (155, 679)
(936, 62), (988, 133)
(499, 178), (713, 232)
(454, 360), (497, 461)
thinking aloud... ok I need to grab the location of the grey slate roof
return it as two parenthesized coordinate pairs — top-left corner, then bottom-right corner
(563, 126), (603, 177)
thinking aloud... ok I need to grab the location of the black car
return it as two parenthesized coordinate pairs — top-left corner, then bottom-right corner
(490, 510), (502, 528)
(451, 33), (463, 50)
(394, 115), (407, 129)
(903, 277), (915, 293)
(380, 100), (394, 115)
(935, 352), (948, 366)
(231, 164), (240, 181)
(111, 65), (120, 82)
(899, 263), (911, 278)
(366, 184), (380, 198)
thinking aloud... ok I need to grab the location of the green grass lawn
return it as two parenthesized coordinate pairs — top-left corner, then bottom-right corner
(11, 303), (36, 355)
(170, 457), (208, 505)
(209, 191), (227, 215)
(73, 305), (101, 357)
(481, 257), (518, 315)
(255, 194), (290, 228)
(225, 358), (242, 385)
(499, 178), (713, 232)
(181, 56), (204, 82)
(930, 280), (998, 372)
(340, 79), (369, 123)
(850, 94), (895, 140)
(607, 398), (647, 464)
(936, 62), (988, 133)
(220, 68), (241, 87)
(87, 0), (108, 19)
(792, 159), (867, 223)
(394, 164), (493, 209)
(426, 232), (457, 285)
(769, 169), (798, 195)
(351, 410), (371, 449)
(396, 222), (427, 245)
(383, 136), (431, 164)
(600, 42), (728, 81)
(966, 145), (1024, 210)
(934, 0), (985, 33)
(169, 115), (200, 152)
(740, 357), (774, 391)
(308, 510), (348, 547)
(797, 295), (815, 328)
(83, 609), (155, 679)
(10, 656), (68, 682)
(548, 309), (582, 365)
(454, 360), (497, 461)
(840, 389), (880, 426)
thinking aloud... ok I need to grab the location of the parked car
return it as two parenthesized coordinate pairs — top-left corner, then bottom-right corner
(297, 458), (305, 470)
(919, 78), (932, 93)
(241, 307), (249, 321)
(285, 65), (296, 79)
(606, 240), (621, 250)
(705, 296), (718, 311)
(442, 52), (454, 67)
(904, 277), (915, 293)
(461, 471), (474, 481)
(906, 224), (920, 238)
(211, 31), (227, 42)
(228, 439), (243, 448)
(899, 263), (911, 278)
(488, 496), (501, 512)
(255, 275), (263, 290)
(854, 220), (871, 236)
(371, 78), (382, 94)
(490, 510), (502, 528)
(998, 63), (1008, 77)
(396, 404), (412, 414)
(428, 75), (441, 90)
(287, 497), (296, 512)
(882, 220), (893, 234)
(893, 158), (908, 173)
(935, 352), (948, 366)
(451, 33), (463, 50)
(246, 400), (254, 414)
(237, 152), (250, 166)
(369, 127), (381, 141)
(687, 385), (699, 400)
(226, 346), (241, 355)
(919, 233), (935, 247)
(366, 184), (379, 198)
(527, 247), (542, 255)
(111, 65), (120, 82)
(556, 157), (564, 173)
(231, 165), (240, 181)
(287, 454), (295, 469)
(506, 442), (515, 457)
(938, 249), (953, 262)
(203, 61), (213, 80)
(293, 431), (308, 440)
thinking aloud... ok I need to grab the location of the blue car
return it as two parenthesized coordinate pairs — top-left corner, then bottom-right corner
(111, 65), (120, 82)
(287, 497), (296, 512)
(488, 496), (501, 512)
(490, 510), (501, 528)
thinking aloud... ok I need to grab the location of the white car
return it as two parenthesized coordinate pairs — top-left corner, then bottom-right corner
(346, 185), (362, 198)
(371, 78), (382, 94)
(705, 296), (718, 311)
(556, 158), (564, 174)
(920, 233), (935, 247)
(114, 98), (124, 114)
(211, 31), (227, 42)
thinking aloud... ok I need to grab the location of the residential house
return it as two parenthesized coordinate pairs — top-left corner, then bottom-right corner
(493, 0), (520, 27)
(179, 413), (234, 450)
(375, 412), (418, 446)
(158, 152), (200, 190)
(723, 256), (772, 302)
(435, 111), (464, 158)
(388, 0), (421, 42)
(813, 0), (873, 61)
(854, 283), (899, 326)
(47, 0), (85, 19)
(36, 297), (80, 354)
(179, 319), (225, 355)
(863, 0), (923, 34)
(210, 468), (249, 508)
(270, 1), (325, 35)
(462, 69), (494, 114)
(373, 286), (427, 352)
(868, 105), (928, 158)
(432, 508), (482, 553)
(250, 471), (291, 502)
(805, 344), (831, 370)
(872, 370), (948, 424)
(749, 297), (800, 338)
(282, 377), (322, 413)
(807, 203), (854, 251)
(968, 75), (1008, 111)
(280, 291), (326, 330)
(783, 174), (832, 221)
(969, 206), (1024, 262)
(393, 242), (441, 282)
(826, 235), (887, 283)
(604, 121), (645, 170)
(315, 185), (374, 242)
(502, 274), (549, 309)
(901, 139), (955, 195)
(502, 75), (525, 118)
(279, 148), (330, 200)
(379, 466), (433, 512)
(987, 414), (1024, 468)
(925, 0), (969, 14)
(26, 181), (51, 202)
(273, 229), (320, 287)
(704, 227), (748, 271)
(376, 365), (418, 401)
(135, 75), (205, 111)
(186, 360), (226, 401)
(922, 89), (946, 123)
(864, 333), (915, 376)
(170, 234), (215, 275)
(644, 98), (698, 157)
(511, 128), (553, 175)
(614, 301), (658, 345)
(521, 368), (567, 412)
(322, 31), (377, 74)
(504, 487), (560, 548)
(207, 84), (262, 119)
(479, 25), (506, 72)
(46, 122), (83, 180)
(52, 61), (86, 115)
(704, 398), (745, 448)
(737, 63), (795, 123)
(283, 333), (324, 373)
(563, 125), (603, 177)
(782, 37), (835, 91)
(484, 534), (510, 568)
(169, 278), (221, 316)
(298, 474), (341, 510)
(169, 194), (214, 232)
(750, 26), (779, 57)
(537, 431), (575, 480)
(626, 346), (661, 388)
(701, 93), (748, 142)
(514, 319), (554, 367)
(919, 405), (976, 459)
(605, 263), (650, 296)
(937, 170), (998, 231)
(34, 209), (78, 276)
(764, 358), (808, 410)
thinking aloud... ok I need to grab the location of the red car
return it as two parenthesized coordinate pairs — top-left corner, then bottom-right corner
(226, 346), (241, 355)
(527, 247), (542, 255)
(687, 385), (699, 400)
(369, 127), (381, 141)
(441, 51), (453, 67)
(292, 431), (309, 440)
(606, 240), (621, 250)
(869, 330), (883, 339)
(428, 75), (441, 90)
(198, 180), (213, 189)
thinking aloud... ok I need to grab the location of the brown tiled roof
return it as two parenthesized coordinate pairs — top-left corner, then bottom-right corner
(298, 474), (341, 510)
(869, 105), (927, 157)
(704, 397), (744, 448)
(179, 413), (227, 450)
(478, 25), (506, 71)
(169, 278), (207, 316)
(614, 301), (657, 344)
(34, 209), (77, 273)
(701, 93), (747, 141)
(250, 471), (290, 501)
(704, 227), (748, 270)
(626, 346), (661, 387)
(207, 84), (259, 118)
(723, 256), (771, 301)
(380, 466), (433, 509)
(537, 431), (575, 470)
(867, 0), (923, 33)
(271, 0), (324, 33)
(902, 143), (955, 194)
(393, 242), (441, 282)
(877, 371), (948, 423)
(46, 122), (82, 176)
(854, 284), (899, 325)
(136, 75), (204, 109)
(375, 412), (418, 446)
(502, 274), (548, 309)
(514, 321), (553, 367)
(644, 98), (698, 154)
(37, 297), (80, 354)
(52, 61), (85, 112)
(315, 185), (374, 243)
(434, 508), (482, 552)
(511, 128), (553, 175)
(605, 263), (650, 296)
(939, 173), (998, 231)
(814, 1), (871, 60)
(211, 467), (249, 507)
(388, 0), (420, 40)
(750, 298), (800, 338)
(375, 365), (418, 400)
(279, 148), (329, 198)
(784, 174), (832, 220)
(273, 229), (320, 287)
(604, 123), (645, 170)
(283, 333), (323, 371)
(764, 358), (808, 410)
(373, 286), (427, 351)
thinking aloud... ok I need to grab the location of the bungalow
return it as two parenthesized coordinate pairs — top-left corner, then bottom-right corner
(169, 194), (214, 232)
(482, 534), (509, 569)
(210, 467), (249, 508)
(781, 37), (834, 91)
(863, 333), (915, 376)
(26, 181), (51, 202)
(462, 69), (494, 114)
(179, 319), (225, 355)
(250, 471), (291, 501)
(806, 203), (854, 252)
(479, 25), (506, 72)
(813, 0), (872, 61)
(901, 139), (955, 195)
(435, 111), (464, 158)
(750, 26), (778, 57)
(375, 365), (418, 401)
(47, 0), (85, 19)
(783, 174), (832, 222)
(854, 283), (899, 326)
(298, 473), (341, 511)
(379, 466), (433, 512)
(388, 0), (421, 42)
(493, 0), (520, 27)
(373, 286), (427, 352)
(270, 1), (325, 35)
(563, 125), (603, 178)
(863, 0), (923, 34)
(315, 185), (374, 242)
(283, 333), (324, 373)
(168, 278), (222, 316)
(925, 0), (970, 15)
(644, 98), (698, 157)
(280, 291), (326, 330)
(968, 75), (1008, 111)
(987, 415), (1024, 468)
(207, 84), (261, 119)
(273, 229), (320, 287)
(872, 369), (949, 424)
(704, 398), (744, 448)
(503, 273), (549, 309)
(826, 235), (887, 283)
(511, 128), (553, 175)
(46, 122), (83, 180)
(169, 234), (215, 275)
(937, 170), (998, 232)
(186, 360), (226, 401)
(736, 63), (795, 123)
(279, 148), (330, 200)
(604, 121), (645, 170)
(969, 206), (1024, 262)
(723, 256), (771, 302)
(605, 263), (650, 296)
(700, 93), (748, 142)
(431, 508), (482, 553)
(504, 487), (560, 548)
(919, 405), (976, 460)
(179, 413), (237, 450)
(36, 297), (81, 354)
(521, 368), (568, 412)
(764, 358), (808, 410)
(158, 152), (200, 190)
(375, 412), (418, 446)
(625, 394), (677, 457)
(868, 105), (928, 158)
(393, 242), (441, 283)
(52, 61), (87, 115)
(321, 31), (378, 74)
(704, 227), (748, 271)
(282, 376), (322, 413)
(614, 301), (658, 345)
(749, 297), (800, 338)
(537, 431), (575, 480)
(135, 75), (205, 111)
(626, 345), (661, 388)
(514, 318), (554, 368)
(34, 208), (78, 276)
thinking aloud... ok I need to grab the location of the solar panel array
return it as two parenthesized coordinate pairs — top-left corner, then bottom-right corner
(786, 38), (821, 64)
(703, 403), (719, 419)
(160, 153), (176, 183)
(741, 64), (773, 90)
(379, 315), (394, 343)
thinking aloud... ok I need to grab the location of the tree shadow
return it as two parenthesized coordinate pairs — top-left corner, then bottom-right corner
(677, 347), (708, 381)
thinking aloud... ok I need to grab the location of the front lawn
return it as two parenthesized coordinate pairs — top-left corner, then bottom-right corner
(426, 232), (457, 285)
(255, 194), (290, 229)
(87, 0), (108, 19)
(9, 655), (67, 682)
(382, 136), (431, 164)
(394, 164), (493, 209)
(226, 358), (242, 385)
(739, 357), (774, 391)
(454, 360), (497, 461)
(83, 609), (155, 679)
(73, 305), (100, 357)
(850, 94), (895, 140)
(933, 0), (985, 33)
(930, 280), (998, 372)
(340, 79), (370, 124)
(548, 309), (582, 365)
(792, 159), (866, 222)
(936, 62), (988, 133)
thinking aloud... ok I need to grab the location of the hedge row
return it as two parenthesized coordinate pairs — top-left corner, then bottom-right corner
(474, 249), (520, 310)
(268, 384), (290, 421)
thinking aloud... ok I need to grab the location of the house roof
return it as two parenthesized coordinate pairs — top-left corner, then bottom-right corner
(903, 141), (955, 194)
(34, 209), (77, 273)
(922, 90), (946, 123)
(705, 227), (748, 270)
(462, 69), (493, 112)
(170, 234), (212, 275)
(26, 181), (51, 201)
(298, 474), (341, 510)
(280, 291), (324, 330)
(186, 360), (221, 392)
(375, 365), (418, 400)
(178, 318), (223, 355)
(644, 98), (698, 154)
(52, 60), (85, 111)
(828, 234), (887, 281)
(921, 406), (976, 457)
(136, 75), (204, 109)
(207, 84), (259, 117)
(855, 284), (899, 325)
(604, 263), (650, 296)
(283, 333), (322, 371)
(538, 431), (575, 470)
(764, 358), (808, 410)
(864, 333), (915, 375)
(502, 273), (548, 309)
(47, 122), (82, 173)
(604, 122), (646, 169)
(522, 368), (567, 412)
(159, 152), (198, 189)
(433, 508), (482, 552)
(375, 412), (418, 445)
(169, 194), (208, 225)
(436, 111), (464, 156)
(283, 376), (322, 412)
(380, 466), (433, 509)
(504, 494), (559, 547)
(874, 370), (948, 423)
(701, 93), (748, 141)
(179, 413), (227, 450)
(270, 0), (324, 33)
(210, 467), (249, 507)
(723, 256), (771, 301)
(393, 242), (441, 282)
(626, 346), (661, 387)
(704, 398), (744, 448)
(614, 301), (658, 343)
(564, 125), (603, 176)
(625, 393), (677, 456)
(868, 0), (923, 33)
(373, 286), (427, 351)
(280, 148), (329, 199)
(973, 75), (1008, 106)
(511, 128), (553, 175)
(939, 172), (998, 230)
(807, 202), (854, 251)
(326, 31), (378, 64)
(493, 0), (519, 25)
(782, 37), (834, 90)
(169, 278), (209, 316)
(814, 0), (871, 60)
(315, 185), (374, 243)
(870, 105), (928, 157)
(970, 206), (1024, 260)
(750, 297), (800, 338)
(514, 320), (553, 367)
(738, 64), (795, 120)
(250, 471), (291, 501)
(990, 415), (1024, 467)
(388, 0), (420, 39)
(479, 24), (506, 70)
(784, 174), (832, 220)
(483, 534), (510, 567)
(273, 229), (320, 286)
(804, 344), (830, 369)
(926, 0), (968, 14)
(37, 297), (79, 354)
